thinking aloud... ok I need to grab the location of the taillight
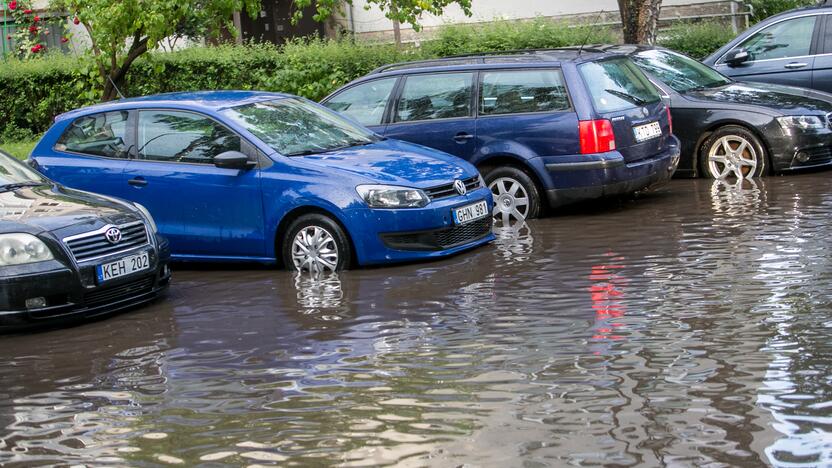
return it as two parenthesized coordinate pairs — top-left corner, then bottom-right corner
(666, 106), (673, 134)
(579, 119), (616, 154)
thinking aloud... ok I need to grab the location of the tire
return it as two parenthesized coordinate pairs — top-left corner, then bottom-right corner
(483, 165), (542, 223)
(281, 214), (352, 272)
(699, 125), (767, 179)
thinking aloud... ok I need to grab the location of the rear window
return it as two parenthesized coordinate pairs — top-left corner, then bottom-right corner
(578, 58), (661, 113)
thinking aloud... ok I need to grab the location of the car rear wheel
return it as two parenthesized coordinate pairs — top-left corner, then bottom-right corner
(700, 126), (767, 179)
(484, 166), (541, 224)
(282, 214), (352, 273)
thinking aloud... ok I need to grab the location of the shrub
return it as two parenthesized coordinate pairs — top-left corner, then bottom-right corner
(747, 0), (815, 23)
(658, 21), (738, 59)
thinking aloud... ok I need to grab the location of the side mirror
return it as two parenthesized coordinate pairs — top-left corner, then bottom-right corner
(724, 49), (750, 67)
(214, 151), (256, 170)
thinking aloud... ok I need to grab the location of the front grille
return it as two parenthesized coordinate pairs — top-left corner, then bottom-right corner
(64, 221), (149, 263)
(381, 216), (493, 251)
(84, 276), (154, 307)
(424, 176), (482, 200)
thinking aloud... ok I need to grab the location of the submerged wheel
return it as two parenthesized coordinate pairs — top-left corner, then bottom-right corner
(484, 166), (541, 224)
(700, 126), (767, 179)
(282, 214), (352, 272)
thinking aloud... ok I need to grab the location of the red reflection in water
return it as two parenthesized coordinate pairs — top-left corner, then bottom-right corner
(589, 256), (627, 342)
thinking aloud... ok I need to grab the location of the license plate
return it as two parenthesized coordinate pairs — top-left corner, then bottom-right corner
(453, 200), (489, 225)
(96, 252), (150, 283)
(633, 121), (662, 142)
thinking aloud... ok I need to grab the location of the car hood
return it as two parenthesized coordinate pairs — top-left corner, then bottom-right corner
(684, 81), (832, 114)
(0, 184), (139, 238)
(293, 139), (474, 188)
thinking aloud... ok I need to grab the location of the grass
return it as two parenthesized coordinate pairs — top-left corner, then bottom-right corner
(0, 139), (38, 160)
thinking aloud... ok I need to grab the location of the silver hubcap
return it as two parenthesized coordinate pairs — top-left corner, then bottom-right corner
(291, 226), (339, 273)
(489, 177), (529, 225)
(708, 135), (759, 179)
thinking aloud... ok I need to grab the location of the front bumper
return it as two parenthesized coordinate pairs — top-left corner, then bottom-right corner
(342, 186), (495, 265)
(540, 137), (681, 207)
(0, 239), (171, 332)
(766, 127), (832, 172)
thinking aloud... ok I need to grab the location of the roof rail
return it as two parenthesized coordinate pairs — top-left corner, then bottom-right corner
(369, 48), (577, 75)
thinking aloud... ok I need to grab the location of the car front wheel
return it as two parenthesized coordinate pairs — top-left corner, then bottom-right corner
(700, 126), (767, 179)
(282, 214), (352, 273)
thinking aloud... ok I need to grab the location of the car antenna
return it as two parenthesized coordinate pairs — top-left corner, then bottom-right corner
(107, 76), (126, 100)
(578, 10), (605, 56)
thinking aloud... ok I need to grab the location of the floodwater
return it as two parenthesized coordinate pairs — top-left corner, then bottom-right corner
(2, 175), (832, 467)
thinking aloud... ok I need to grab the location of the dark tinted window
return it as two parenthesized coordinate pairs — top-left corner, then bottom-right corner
(480, 69), (570, 115)
(732, 15), (816, 61)
(578, 58), (661, 113)
(324, 77), (397, 126)
(138, 111), (240, 164)
(55, 111), (129, 158)
(395, 73), (473, 122)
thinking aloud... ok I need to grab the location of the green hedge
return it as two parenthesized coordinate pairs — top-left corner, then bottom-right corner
(0, 18), (732, 142)
(657, 21), (737, 60)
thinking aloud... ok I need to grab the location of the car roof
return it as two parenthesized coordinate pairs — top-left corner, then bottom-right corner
(54, 90), (293, 122)
(368, 48), (623, 75)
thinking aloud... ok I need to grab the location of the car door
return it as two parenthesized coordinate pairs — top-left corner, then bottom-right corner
(39, 110), (132, 198)
(714, 14), (819, 88)
(812, 13), (832, 93)
(123, 109), (265, 258)
(383, 72), (478, 161)
(321, 76), (399, 134)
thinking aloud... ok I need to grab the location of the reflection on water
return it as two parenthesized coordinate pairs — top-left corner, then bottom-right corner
(2, 175), (832, 466)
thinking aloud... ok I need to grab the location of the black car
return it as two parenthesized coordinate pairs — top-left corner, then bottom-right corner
(0, 150), (171, 331)
(573, 45), (832, 179)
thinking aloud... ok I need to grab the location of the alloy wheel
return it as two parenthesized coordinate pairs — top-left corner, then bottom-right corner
(707, 135), (760, 179)
(291, 226), (339, 274)
(489, 176), (529, 225)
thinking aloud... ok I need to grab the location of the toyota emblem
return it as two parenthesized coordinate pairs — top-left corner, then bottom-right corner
(453, 179), (467, 195)
(105, 227), (122, 245)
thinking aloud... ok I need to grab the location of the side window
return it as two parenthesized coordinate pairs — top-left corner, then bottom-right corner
(732, 15), (817, 62)
(55, 111), (129, 158)
(824, 15), (832, 54)
(394, 73), (473, 123)
(324, 77), (397, 126)
(138, 111), (240, 164)
(480, 69), (570, 116)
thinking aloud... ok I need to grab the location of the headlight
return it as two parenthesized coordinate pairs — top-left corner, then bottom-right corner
(133, 203), (158, 233)
(777, 115), (826, 131)
(0, 233), (54, 266)
(356, 185), (429, 208)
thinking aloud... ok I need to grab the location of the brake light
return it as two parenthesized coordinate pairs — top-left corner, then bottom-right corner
(579, 119), (616, 154)
(666, 106), (673, 134)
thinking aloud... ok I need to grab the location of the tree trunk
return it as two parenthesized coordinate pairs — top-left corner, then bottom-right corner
(390, 4), (402, 48)
(100, 35), (149, 101)
(617, 0), (662, 44)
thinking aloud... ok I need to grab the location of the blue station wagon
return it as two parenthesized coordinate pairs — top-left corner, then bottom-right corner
(322, 49), (681, 222)
(29, 92), (495, 272)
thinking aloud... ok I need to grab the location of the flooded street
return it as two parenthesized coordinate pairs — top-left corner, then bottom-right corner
(2, 174), (831, 467)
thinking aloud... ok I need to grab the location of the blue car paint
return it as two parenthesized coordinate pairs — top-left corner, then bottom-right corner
(322, 55), (681, 207)
(31, 91), (494, 266)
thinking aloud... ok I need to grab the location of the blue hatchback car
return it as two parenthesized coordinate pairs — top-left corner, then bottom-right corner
(322, 49), (681, 222)
(29, 92), (495, 271)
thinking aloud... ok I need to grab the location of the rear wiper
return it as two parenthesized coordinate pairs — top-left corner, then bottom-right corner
(0, 181), (45, 193)
(604, 88), (647, 105)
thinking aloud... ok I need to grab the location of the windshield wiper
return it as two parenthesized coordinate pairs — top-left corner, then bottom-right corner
(604, 88), (647, 105)
(0, 181), (45, 193)
(286, 139), (374, 157)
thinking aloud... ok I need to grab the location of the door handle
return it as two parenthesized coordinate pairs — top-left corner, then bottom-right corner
(453, 132), (474, 143)
(784, 62), (808, 69)
(128, 177), (148, 187)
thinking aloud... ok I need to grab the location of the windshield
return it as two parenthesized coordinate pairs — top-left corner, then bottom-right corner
(578, 57), (662, 113)
(221, 97), (378, 156)
(0, 151), (47, 188)
(632, 49), (731, 93)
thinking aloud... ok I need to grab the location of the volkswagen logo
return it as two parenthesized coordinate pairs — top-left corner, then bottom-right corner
(453, 179), (467, 195)
(105, 227), (122, 245)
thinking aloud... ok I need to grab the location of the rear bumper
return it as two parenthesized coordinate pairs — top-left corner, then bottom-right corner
(541, 137), (680, 207)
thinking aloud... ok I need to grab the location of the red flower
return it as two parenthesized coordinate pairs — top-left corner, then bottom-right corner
(31, 44), (42, 53)
(28, 25), (38, 33)
(23, 8), (32, 14)
(8, 1), (17, 11)
(61, 36), (68, 43)
(73, 16), (80, 25)
(33, 15), (40, 22)
(5, 35), (11, 41)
